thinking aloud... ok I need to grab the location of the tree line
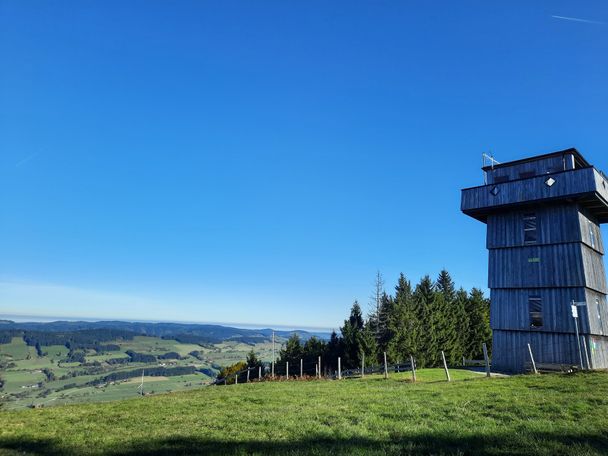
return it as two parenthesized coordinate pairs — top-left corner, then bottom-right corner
(274, 270), (491, 372)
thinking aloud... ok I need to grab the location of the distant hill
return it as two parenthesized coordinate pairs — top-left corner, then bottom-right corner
(0, 320), (330, 344)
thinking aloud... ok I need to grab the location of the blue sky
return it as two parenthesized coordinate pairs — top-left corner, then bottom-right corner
(1, 1), (607, 330)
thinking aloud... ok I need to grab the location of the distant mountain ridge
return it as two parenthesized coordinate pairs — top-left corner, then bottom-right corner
(0, 319), (331, 344)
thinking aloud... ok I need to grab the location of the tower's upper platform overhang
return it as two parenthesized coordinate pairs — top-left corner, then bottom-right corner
(462, 165), (608, 223)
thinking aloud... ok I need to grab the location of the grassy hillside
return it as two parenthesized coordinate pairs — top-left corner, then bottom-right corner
(1, 370), (607, 455)
(0, 335), (277, 410)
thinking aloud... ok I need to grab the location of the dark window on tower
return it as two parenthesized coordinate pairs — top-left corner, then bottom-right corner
(519, 171), (536, 179)
(524, 213), (537, 245)
(529, 296), (543, 328)
(494, 175), (509, 183)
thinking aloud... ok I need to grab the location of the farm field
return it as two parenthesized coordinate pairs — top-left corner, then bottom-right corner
(1, 370), (607, 455)
(0, 334), (278, 410)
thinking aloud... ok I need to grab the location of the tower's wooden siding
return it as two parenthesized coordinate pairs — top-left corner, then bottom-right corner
(486, 205), (582, 249)
(485, 155), (573, 185)
(579, 209), (605, 254)
(590, 335), (608, 368)
(462, 167), (599, 215)
(490, 288), (608, 335)
(492, 329), (599, 372)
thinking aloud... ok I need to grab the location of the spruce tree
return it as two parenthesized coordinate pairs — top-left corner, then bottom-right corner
(367, 271), (385, 341)
(434, 270), (459, 365)
(341, 301), (365, 369)
(278, 334), (303, 366)
(246, 350), (263, 378)
(453, 288), (470, 362)
(325, 331), (344, 371)
(432, 291), (459, 366)
(436, 269), (456, 303)
(413, 275), (437, 367)
(387, 273), (419, 363)
(465, 288), (492, 359)
(359, 321), (378, 366)
(376, 292), (394, 361)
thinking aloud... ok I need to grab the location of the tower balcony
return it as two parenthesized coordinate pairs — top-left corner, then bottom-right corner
(461, 167), (608, 223)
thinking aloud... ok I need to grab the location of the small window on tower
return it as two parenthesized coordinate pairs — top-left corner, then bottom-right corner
(494, 175), (509, 183)
(529, 296), (543, 328)
(519, 171), (536, 179)
(589, 221), (597, 249)
(524, 213), (537, 245)
(597, 298), (604, 334)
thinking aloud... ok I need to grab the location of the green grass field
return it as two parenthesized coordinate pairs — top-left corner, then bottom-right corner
(1, 370), (607, 455)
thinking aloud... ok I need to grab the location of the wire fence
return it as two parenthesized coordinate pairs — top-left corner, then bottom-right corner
(212, 345), (494, 386)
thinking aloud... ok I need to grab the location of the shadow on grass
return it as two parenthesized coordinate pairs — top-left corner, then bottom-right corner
(1, 431), (607, 455)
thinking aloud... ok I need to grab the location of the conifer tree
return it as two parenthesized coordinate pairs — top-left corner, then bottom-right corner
(413, 275), (437, 367)
(278, 333), (303, 366)
(436, 269), (456, 303)
(387, 273), (418, 363)
(453, 288), (470, 362)
(367, 271), (385, 339)
(246, 350), (263, 378)
(432, 292), (459, 365)
(465, 288), (492, 359)
(359, 322), (378, 365)
(434, 270), (459, 365)
(376, 292), (394, 360)
(325, 331), (344, 371)
(341, 301), (365, 369)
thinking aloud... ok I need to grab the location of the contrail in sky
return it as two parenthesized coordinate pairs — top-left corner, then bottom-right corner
(15, 152), (39, 167)
(551, 15), (605, 25)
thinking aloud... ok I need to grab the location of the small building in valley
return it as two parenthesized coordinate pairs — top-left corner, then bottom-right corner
(461, 148), (608, 372)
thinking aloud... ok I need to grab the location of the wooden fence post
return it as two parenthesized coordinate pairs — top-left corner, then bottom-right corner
(410, 355), (416, 383)
(286, 361), (289, 379)
(582, 338), (591, 370)
(462, 356), (465, 367)
(318, 356), (321, 378)
(383, 352), (388, 379)
(235, 373), (238, 385)
(300, 358), (303, 377)
(527, 343), (538, 374)
(441, 351), (451, 382)
(361, 352), (365, 378)
(482, 343), (491, 378)
(338, 357), (342, 380)
(247, 368), (250, 383)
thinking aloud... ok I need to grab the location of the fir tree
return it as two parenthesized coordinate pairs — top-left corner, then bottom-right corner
(376, 292), (394, 361)
(387, 273), (418, 363)
(436, 269), (456, 303)
(302, 336), (327, 374)
(367, 271), (385, 340)
(413, 275), (437, 367)
(325, 331), (344, 371)
(452, 288), (470, 362)
(431, 291), (459, 366)
(434, 270), (459, 365)
(359, 322), (378, 366)
(278, 333), (303, 366)
(246, 350), (263, 378)
(341, 301), (365, 369)
(465, 288), (492, 359)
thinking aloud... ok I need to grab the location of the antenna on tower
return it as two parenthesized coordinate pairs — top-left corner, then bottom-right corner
(137, 369), (144, 396)
(482, 152), (501, 185)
